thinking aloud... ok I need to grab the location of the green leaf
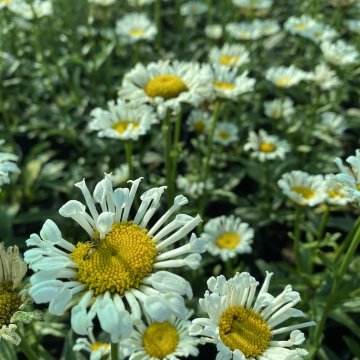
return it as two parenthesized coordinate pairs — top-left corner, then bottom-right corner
(0, 339), (17, 360)
(330, 309), (360, 338)
(343, 335), (360, 358)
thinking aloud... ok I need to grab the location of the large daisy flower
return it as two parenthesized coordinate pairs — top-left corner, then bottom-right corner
(320, 40), (359, 66)
(209, 43), (250, 69)
(24, 175), (206, 342)
(118, 61), (213, 117)
(278, 170), (327, 206)
(265, 65), (310, 88)
(120, 310), (201, 360)
(89, 99), (158, 141)
(244, 129), (290, 162)
(310, 62), (340, 90)
(201, 215), (253, 262)
(116, 13), (157, 44)
(0, 140), (20, 191)
(190, 272), (315, 360)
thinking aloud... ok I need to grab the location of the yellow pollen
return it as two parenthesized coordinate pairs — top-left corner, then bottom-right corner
(294, 23), (309, 31)
(0, 0), (11, 4)
(129, 28), (145, 37)
(91, 342), (110, 351)
(219, 55), (239, 66)
(112, 120), (139, 135)
(216, 232), (240, 249)
(218, 131), (230, 140)
(144, 74), (188, 100)
(292, 186), (315, 199)
(357, 183), (360, 191)
(219, 305), (271, 358)
(0, 282), (22, 327)
(213, 81), (235, 91)
(194, 120), (205, 132)
(259, 142), (276, 153)
(328, 189), (343, 198)
(143, 322), (179, 358)
(275, 76), (294, 87)
(71, 222), (157, 295)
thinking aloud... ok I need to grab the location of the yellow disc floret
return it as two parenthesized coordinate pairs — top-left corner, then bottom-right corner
(145, 74), (188, 100)
(219, 55), (239, 66)
(216, 232), (240, 249)
(91, 342), (110, 351)
(259, 142), (276, 153)
(219, 305), (271, 357)
(275, 76), (293, 87)
(0, 282), (22, 327)
(292, 186), (315, 199)
(71, 222), (157, 295)
(143, 322), (179, 358)
(112, 120), (139, 135)
(129, 28), (145, 37)
(213, 81), (235, 91)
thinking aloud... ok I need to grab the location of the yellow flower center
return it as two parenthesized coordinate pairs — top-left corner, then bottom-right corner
(71, 222), (157, 295)
(0, 0), (11, 5)
(357, 183), (360, 191)
(219, 305), (271, 358)
(218, 131), (230, 140)
(112, 120), (139, 135)
(259, 142), (276, 153)
(219, 55), (239, 66)
(194, 120), (205, 132)
(143, 322), (179, 358)
(145, 74), (188, 100)
(129, 28), (145, 37)
(294, 23), (309, 31)
(328, 189), (344, 198)
(213, 81), (235, 91)
(275, 76), (294, 87)
(292, 186), (315, 199)
(0, 282), (22, 327)
(216, 232), (240, 249)
(91, 342), (110, 351)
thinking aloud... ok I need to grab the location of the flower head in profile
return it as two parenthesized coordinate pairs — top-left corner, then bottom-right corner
(232, 0), (273, 16)
(333, 149), (360, 204)
(119, 61), (212, 117)
(116, 13), (157, 44)
(265, 65), (310, 88)
(190, 272), (315, 360)
(226, 22), (263, 40)
(320, 40), (359, 66)
(120, 310), (201, 360)
(310, 62), (340, 90)
(205, 24), (223, 39)
(89, 99), (157, 141)
(8, 0), (52, 19)
(0, 140), (20, 191)
(209, 43), (250, 69)
(180, 1), (208, 16)
(0, 243), (27, 345)
(244, 129), (290, 162)
(25, 176), (206, 342)
(264, 97), (295, 121)
(278, 170), (326, 206)
(202, 215), (253, 262)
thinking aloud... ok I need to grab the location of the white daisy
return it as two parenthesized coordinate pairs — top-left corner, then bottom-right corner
(120, 310), (201, 360)
(244, 129), (290, 162)
(0, 243), (27, 346)
(205, 24), (223, 39)
(190, 271), (316, 360)
(320, 40), (359, 66)
(127, 0), (155, 6)
(88, 0), (116, 6)
(0, 0), (12, 9)
(254, 19), (281, 37)
(232, 0), (273, 16)
(89, 99), (157, 141)
(118, 61), (213, 117)
(8, 0), (52, 19)
(226, 22), (263, 40)
(116, 13), (157, 44)
(320, 112), (347, 136)
(187, 109), (211, 134)
(263, 97), (295, 121)
(24, 176), (206, 342)
(176, 175), (214, 199)
(208, 64), (255, 101)
(265, 65), (310, 88)
(0, 140), (20, 191)
(73, 327), (110, 360)
(310, 62), (340, 90)
(214, 122), (239, 146)
(278, 170), (327, 206)
(180, 1), (208, 16)
(324, 175), (352, 206)
(209, 43), (250, 69)
(108, 164), (130, 186)
(346, 19), (360, 34)
(333, 149), (360, 204)
(201, 215), (253, 262)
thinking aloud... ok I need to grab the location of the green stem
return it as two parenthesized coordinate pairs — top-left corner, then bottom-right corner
(162, 111), (173, 205)
(170, 108), (182, 196)
(316, 206), (330, 242)
(125, 141), (134, 180)
(18, 329), (38, 360)
(111, 342), (119, 360)
(293, 206), (303, 272)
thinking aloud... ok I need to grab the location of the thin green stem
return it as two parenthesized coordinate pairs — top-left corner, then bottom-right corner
(170, 108), (182, 196)
(111, 342), (119, 360)
(162, 111), (173, 205)
(316, 206), (330, 243)
(18, 329), (38, 360)
(293, 206), (303, 272)
(125, 141), (134, 180)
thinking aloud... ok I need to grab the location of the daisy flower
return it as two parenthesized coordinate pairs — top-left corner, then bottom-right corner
(89, 99), (157, 141)
(0, 243), (27, 346)
(88, 0), (116, 5)
(265, 65), (310, 88)
(8, 0), (52, 19)
(320, 40), (359, 66)
(201, 215), (253, 262)
(255, 19), (281, 37)
(226, 22), (263, 40)
(319, 112), (347, 136)
(214, 122), (239, 146)
(24, 176), (206, 342)
(127, 0), (155, 6)
(116, 13), (157, 44)
(120, 310), (201, 360)
(73, 327), (110, 360)
(324, 175), (352, 207)
(209, 43), (250, 69)
(346, 19), (360, 34)
(176, 175), (214, 199)
(190, 272), (316, 360)
(232, 0), (273, 16)
(278, 170), (327, 206)
(118, 60), (213, 117)
(0, 0), (11, 9)
(244, 129), (290, 162)
(263, 97), (295, 121)
(333, 149), (360, 203)
(208, 64), (255, 101)
(0, 140), (20, 191)
(205, 24), (223, 39)
(310, 62), (340, 90)
(108, 164), (130, 186)
(180, 1), (208, 16)
(187, 109), (211, 134)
